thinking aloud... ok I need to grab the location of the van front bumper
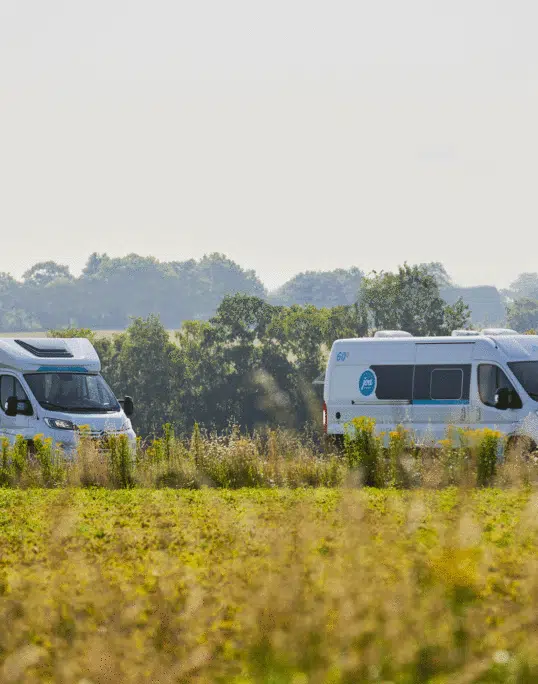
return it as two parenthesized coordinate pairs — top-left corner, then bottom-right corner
(53, 429), (137, 456)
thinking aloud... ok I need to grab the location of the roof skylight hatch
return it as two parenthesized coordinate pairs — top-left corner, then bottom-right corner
(14, 339), (74, 358)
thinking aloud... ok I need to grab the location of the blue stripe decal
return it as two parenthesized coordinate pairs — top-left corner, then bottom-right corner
(36, 366), (88, 373)
(413, 399), (469, 405)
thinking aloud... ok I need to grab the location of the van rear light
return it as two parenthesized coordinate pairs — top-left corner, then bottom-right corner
(322, 401), (327, 433)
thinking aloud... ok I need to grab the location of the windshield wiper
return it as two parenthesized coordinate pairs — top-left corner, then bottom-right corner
(61, 407), (118, 413)
(39, 401), (70, 411)
(38, 401), (118, 413)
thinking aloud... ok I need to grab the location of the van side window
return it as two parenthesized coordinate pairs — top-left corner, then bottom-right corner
(371, 365), (413, 400)
(431, 369), (463, 400)
(0, 376), (32, 415)
(413, 365), (471, 402)
(478, 364), (522, 408)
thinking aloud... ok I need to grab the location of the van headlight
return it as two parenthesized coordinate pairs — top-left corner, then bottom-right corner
(44, 418), (76, 431)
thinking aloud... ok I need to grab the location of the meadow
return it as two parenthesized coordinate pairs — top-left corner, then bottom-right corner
(2, 487), (538, 683)
(0, 424), (536, 681)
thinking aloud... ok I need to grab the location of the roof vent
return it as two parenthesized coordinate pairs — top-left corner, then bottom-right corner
(373, 330), (413, 338)
(451, 330), (480, 337)
(15, 339), (74, 358)
(481, 328), (518, 336)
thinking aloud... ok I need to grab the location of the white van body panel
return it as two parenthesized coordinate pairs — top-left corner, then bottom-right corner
(0, 338), (136, 453)
(324, 334), (538, 446)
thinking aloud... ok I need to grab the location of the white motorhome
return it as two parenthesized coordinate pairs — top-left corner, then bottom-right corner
(323, 329), (538, 448)
(0, 337), (136, 452)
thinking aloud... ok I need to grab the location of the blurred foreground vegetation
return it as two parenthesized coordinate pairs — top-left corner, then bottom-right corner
(1, 422), (537, 491)
(2, 487), (538, 682)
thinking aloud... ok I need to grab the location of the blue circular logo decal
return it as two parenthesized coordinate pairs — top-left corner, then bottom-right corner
(358, 369), (376, 397)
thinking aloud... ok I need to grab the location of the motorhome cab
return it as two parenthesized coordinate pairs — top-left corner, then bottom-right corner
(324, 329), (538, 448)
(0, 338), (136, 452)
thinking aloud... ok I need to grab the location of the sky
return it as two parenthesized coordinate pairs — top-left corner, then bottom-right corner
(1, 0), (537, 292)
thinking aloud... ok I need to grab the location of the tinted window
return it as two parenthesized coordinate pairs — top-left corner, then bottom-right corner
(430, 369), (463, 400)
(0, 376), (32, 415)
(478, 364), (521, 408)
(508, 361), (538, 401)
(413, 365), (471, 401)
(371, 365), (413, 400)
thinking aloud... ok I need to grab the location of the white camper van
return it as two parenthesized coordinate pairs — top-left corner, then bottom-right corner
(0, 337), (136, 452)
(323, 329), (538, 448)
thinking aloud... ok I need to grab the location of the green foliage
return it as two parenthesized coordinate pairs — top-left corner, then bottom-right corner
(31, 435), (58, 487)
(0, 488), (538, 680)
(508, 272), (538, 300)
(418, 261), (454, 288)
(475, 429), (504, 487)
(442, 296), (472, 334)
(268, 266), (363, 307)
(104, 434), (134, 488)
(386, 427), (412, 488)
(22, 260), (73, 288)
(114, 315), (179, 437)
(47, 327), (97, 343)
(343, 416), (383, 486)
(359, 263), (468, 336)
(0, 258), (514, 439)
(0, 254), (505, 333)
(12, 435), (27, 480)
(0, 424), (535, 491)
(507, 297), (538, 332)
(1, 252), (267, 331)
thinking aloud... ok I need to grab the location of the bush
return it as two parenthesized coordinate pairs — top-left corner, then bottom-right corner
(343, 416), (383, 486)
(0, 424), (535, 490)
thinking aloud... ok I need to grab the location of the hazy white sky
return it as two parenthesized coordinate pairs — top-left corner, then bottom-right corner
(1, 1), (537, 291)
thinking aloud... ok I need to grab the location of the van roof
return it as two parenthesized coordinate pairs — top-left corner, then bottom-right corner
(333, 335), (492, 345)
(0, 338), (100, 373)
(331, 334), (538, 362)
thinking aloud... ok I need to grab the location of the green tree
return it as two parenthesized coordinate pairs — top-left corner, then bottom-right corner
(269, 267), (363, 308)
(507, 298), (538, 333)
(0, 274), (39, 331)
(81, 252), (110, 278)
(440, 297), (471, 334)
(359, 264), (466, 336)
(22, 261), (73, 288)
(322, 303), (368, 346)
(417, 262), (453, 288)
(113, 315), (179, 437)
(508, 273), (538, 301)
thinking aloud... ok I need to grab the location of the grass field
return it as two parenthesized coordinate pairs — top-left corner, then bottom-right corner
(1, 487), (538, 683)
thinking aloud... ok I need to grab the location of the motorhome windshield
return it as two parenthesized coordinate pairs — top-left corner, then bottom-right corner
(508, 362), (538, 401)
(24, 372), (120, 413)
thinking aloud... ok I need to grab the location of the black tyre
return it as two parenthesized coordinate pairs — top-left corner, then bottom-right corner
(506, 435), (536, 460)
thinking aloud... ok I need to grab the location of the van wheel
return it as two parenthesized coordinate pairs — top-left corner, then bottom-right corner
(506, 435), (536, 459)
(334, 434), (344, 453)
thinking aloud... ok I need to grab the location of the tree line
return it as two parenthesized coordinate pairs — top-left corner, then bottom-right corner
(0, 252), (531, 332)
(48, 264), (470, 438)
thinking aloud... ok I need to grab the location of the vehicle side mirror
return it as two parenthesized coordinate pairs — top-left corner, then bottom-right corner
(5, 396), (18, 417)
(123, 396), (134, 417)
(495, 387), (517, 410)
